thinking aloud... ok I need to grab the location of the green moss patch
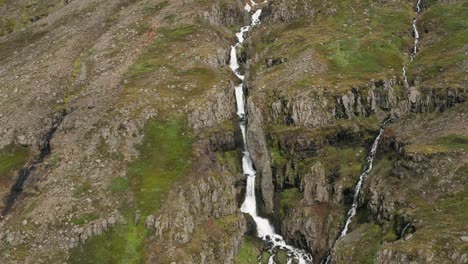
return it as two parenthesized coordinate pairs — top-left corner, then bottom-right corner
(71, 212), (100, 225)
(129, 118), (192, 216)
(216, 150), (240, 173)
(109, 177), (129, 193)
(127, 25), (199, 79)
(335, 223), (397, 263)
(0, 144), (30, 181)
(408, 2), (468, 86)
(69, 223), (147, 264)
(253, 0), (413, 88)
(434, 134), (468, 150)
(405, 134), (468, 154)
(70, 117), (193, 263)
(235, 236), (262, 264)
(278, 188), (302, 219)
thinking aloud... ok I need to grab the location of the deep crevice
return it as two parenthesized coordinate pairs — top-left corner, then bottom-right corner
(1, 110), (66, 218)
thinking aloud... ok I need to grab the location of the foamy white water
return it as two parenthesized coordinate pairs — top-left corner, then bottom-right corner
(322, 122), (388, 264)
(231, 3), (313, 263)
(235, 85), (245, 118)
(340, 124), (386, 237)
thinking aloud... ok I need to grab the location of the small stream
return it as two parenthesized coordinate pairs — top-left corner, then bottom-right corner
(322, 120), (388, 264)
(402, 0), (423, 86)
(231, 1), (313, 263)
(339, 122), (387, 238)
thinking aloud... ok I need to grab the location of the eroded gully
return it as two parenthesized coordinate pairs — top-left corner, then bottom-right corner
(1, 110), (66, 218)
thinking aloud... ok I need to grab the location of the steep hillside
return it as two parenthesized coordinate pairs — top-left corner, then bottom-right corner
(0, 0), (466, 263)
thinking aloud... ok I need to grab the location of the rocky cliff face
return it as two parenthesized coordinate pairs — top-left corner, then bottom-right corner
(0, 0), (466, 263)
(241, 0), (467, 262)
(0, 0), (250, 263)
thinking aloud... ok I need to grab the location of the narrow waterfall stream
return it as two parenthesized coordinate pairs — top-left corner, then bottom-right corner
(339, 123), (387, 238)
(399, 223), (411, 239)
(322, 122), (387, 264)
(230, 2), (313, 263)
(402, 0), (423, 86)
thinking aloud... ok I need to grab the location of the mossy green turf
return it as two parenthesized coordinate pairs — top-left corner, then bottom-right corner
(336, 223), (397, 263)
(69, 224), (147, 264)
(0, 144), (30, 181)
(127, 25), (198, 78)
(235, 237), (262, 264)
(405, 134), (468, 154)
(254, 0), (413, 88)
(121, 24), (225, 119)
(434, 134), (468, 151)
(279, 188), (302, 219)
(71, 212), (100, 225)
(109, 177), (129, 193)
(130, 118), (192, 216)
(0, 0), (65, 36)
(70, 118), (192, 263)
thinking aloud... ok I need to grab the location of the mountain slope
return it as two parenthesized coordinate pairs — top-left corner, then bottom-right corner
(0, 0), (466, 263)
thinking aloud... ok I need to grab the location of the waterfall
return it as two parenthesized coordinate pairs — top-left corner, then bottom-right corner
(399, 223), (411, 239)
(230, 2), (313, 263)
(339, 123), (387, 237)
(402, 0), (423, 86)
(322, 121), (388, 264)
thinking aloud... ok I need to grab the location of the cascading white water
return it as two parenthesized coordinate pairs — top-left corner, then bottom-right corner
(402, 0), (423, 86)
(399, 222), (411, 239)
(322, 123), (387, 264)
(339, 124), (386, 237)
(230, 2), (313, 263)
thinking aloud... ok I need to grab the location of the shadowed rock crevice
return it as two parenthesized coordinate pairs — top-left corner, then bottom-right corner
(1, 110), (66, 218)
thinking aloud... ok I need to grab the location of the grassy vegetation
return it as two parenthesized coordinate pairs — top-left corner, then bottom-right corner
(129, 118), (192, 216)
(235, 236), (262, 264)
(0, 0), (65, 36)
(279, 188), (302, 219)
(434, 134), (468, 150)
(120, 23), (226, 119)
(253, 0), (413, 89)
(71, 212), (100, 225)
(408, 1), (468, 86)
(127, 25), (198, 78)
(216, 150), (240, 173)
(70, 117), (193, 263)
(336, 223), (397, 263)
(69, 223), (147, 264)
(321, 146), (366, 185)
(109, 177), (129, 193)
(405, 134), (468, 154)
(384, 187), (468, 260)
(0, 144), (30, 181)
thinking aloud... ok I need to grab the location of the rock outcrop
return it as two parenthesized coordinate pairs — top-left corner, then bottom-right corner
(301, 161), (329, 205)
(246, 97), (275, 213)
